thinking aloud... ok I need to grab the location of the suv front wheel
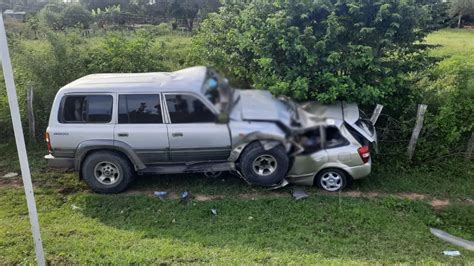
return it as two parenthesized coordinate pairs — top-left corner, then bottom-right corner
(239, 142), (289, 186)
(82, 151), (135, 193)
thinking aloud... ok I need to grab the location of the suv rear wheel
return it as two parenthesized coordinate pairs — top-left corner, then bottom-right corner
(239, 142), (289, 186)
(82, 151), (134, 193)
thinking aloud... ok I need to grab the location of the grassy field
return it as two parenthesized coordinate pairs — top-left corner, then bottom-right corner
(1, 29), (474, 264)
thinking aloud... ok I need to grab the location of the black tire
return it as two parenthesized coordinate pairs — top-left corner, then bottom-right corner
(81, 151), (135, 193)
(315, 168), (349, 192)
(239, 142), (289, 186)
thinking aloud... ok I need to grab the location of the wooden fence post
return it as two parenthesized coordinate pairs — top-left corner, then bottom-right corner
(465, 131), (474, 161)
(370, 104), (384, 125)
(407, 104), (427, 161)
(26, 84), (36, 142)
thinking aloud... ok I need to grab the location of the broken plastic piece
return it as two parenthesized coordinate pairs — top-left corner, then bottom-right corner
(154, 191), (168, 201)
(292, 189), (309, 200)
(211, 209), (217, 215)
(430, 228), (474, 251)
(3, 172), (18, 178)
(443, 250), (461, 256)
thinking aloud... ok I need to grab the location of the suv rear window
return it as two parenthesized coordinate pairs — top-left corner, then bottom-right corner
(59, 95), (112, 123)
(118, 94), (163, 124)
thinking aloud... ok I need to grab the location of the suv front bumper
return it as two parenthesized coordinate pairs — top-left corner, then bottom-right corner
(44, 154), (74, 169)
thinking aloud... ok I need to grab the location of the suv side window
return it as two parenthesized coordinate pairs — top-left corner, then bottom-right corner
(325, 126), (350, 148)
(59, 95), (112, 123)
(165, 94), (215, 123)
(118, 94), (163, 124)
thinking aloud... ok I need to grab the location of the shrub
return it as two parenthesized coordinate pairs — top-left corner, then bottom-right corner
(192, 1), (445, 110)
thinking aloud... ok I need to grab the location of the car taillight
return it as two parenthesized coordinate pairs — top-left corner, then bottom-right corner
(358, 145), (370, 163)
(44, 132), (52, 153)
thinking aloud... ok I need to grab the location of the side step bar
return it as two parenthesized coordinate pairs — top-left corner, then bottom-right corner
(138, 161), (235, 175)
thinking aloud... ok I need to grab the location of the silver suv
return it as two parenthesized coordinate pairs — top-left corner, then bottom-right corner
(45, 66), (377, 193)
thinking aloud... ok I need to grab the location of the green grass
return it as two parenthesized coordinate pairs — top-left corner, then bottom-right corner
(425, 28), (474, 57)
(0, 143), (473, 264)
(1, 186), (473, 264)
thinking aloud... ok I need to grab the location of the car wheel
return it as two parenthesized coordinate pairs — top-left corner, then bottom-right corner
(81, 151), (134, 193)
(239, 142), (289, 186)
(315, 168), (348, 192)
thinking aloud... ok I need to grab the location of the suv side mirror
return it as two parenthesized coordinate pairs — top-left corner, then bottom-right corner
(216, 112), (230, 124)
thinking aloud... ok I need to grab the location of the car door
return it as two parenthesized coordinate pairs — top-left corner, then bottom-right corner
(163, 93), (232, 162)
(114, 94), (170, 164)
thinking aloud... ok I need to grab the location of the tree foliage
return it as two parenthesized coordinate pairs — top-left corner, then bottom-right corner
(193, 0), (446, 108)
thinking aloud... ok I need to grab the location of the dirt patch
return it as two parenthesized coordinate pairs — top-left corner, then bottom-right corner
(0, 177), (22, 188)
(431, 199), (450, 209)
(194, 194), (224, 201)
(239, 192), (289, 200)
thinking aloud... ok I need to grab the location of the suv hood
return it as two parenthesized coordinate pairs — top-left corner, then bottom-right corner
(232, 90), (292, 126)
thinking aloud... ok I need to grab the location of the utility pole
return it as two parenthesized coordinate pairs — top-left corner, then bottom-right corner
(0, 14), (46, 266)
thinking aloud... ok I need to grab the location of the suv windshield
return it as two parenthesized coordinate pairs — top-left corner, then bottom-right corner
(202, 69), (234, 113)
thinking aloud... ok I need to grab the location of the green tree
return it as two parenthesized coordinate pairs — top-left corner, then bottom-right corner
(193, 0), (446, 109)
(62, 5), (93, 29)
(449, 0), (474, 28)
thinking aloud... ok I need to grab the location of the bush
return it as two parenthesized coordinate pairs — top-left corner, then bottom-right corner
(192, 1), (444, 110)
(62, 5), (93, 29)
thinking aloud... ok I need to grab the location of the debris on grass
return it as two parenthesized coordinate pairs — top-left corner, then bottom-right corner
(248, 216), (254, 220)
(430, 228), (474, 251)
(71, 204), (82, 210)
(211, 208), (217, 216)
(154, 191), (168, 201)
(180, 191), (190, 204)
(3, 172), (18, 178)
(443, 250), (461, 256)
(292, 189), (309, 200)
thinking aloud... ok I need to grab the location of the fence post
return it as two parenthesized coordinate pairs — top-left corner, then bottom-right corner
(26, 84), (36, 142)
(407, 104), (428, 161)
(370, 104), (384, 125)
(465, 131), (474, 161)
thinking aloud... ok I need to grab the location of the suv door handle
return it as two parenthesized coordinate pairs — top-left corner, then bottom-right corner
(172, 132), (183, 137)
(117, 133), (128, 137)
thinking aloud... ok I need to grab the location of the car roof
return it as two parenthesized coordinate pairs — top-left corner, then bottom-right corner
(59, 66), (208, 94)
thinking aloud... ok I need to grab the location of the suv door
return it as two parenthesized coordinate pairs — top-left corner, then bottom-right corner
(114, 94), (170, 164)
(163, 93), (231, 162)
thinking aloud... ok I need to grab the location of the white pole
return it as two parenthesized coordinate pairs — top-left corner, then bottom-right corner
(0, 14), (46, 266)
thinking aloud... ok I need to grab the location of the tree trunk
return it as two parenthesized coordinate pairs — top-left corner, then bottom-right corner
(458, 12), (463, 28)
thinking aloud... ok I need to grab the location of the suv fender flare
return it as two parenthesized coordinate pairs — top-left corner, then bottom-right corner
(228, 132), (290, 162)
(74, 140), (146, 171)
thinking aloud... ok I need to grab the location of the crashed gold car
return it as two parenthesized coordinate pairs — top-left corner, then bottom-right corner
(45, 66), (377, 193)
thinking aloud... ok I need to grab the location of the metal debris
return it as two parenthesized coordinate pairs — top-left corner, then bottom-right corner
(268, 179), (289, 190)
(292, 189), (309, 200)
(154, 191), (168, 201)
(3, 172), (18, 178)
(443, 250), (461, 256)
(180, 191), (190, 204)
(430, 228), (474, 251)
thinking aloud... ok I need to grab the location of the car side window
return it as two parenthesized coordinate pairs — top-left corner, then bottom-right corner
(118, 94), (163, 124)
(59, 95), (112, 123)
(325, 126), (349, 148)
(165, 94), (215, 123)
